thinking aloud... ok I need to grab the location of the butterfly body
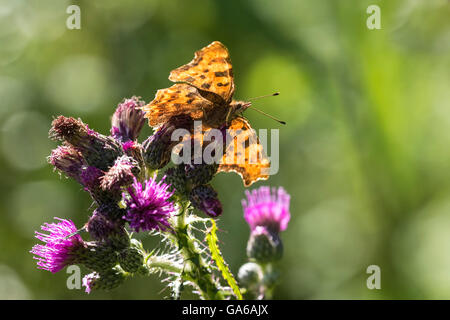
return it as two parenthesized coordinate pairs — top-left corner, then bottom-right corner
(142, 41), (270, 186)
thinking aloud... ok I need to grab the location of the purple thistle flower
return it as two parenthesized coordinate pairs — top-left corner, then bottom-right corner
(122, 177), (175, 233)
(111, 96), (146, 143)
(122, 140), (135, 152)
(30, 218), (86, 273)
(242, 186), (291, 233)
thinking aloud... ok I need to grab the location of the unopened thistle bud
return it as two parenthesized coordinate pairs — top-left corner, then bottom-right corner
(164, 165), (188, 197)
(142, 126), (175, 170)
(238, 262), (263, 289)
(118, 247), (144, 273)
(81, 243), (118, 272)
(189, 184), (222, 217)
(142, 115), (193, 170)
(184, 163), (219, 187)
(246, 226), (283, 263)
(50, 116), (122, 171)
(111, 96), (146, 143)
(82, 266), (128, 293)
(100, 155), (138, 192)
(85, 208), (124, 242)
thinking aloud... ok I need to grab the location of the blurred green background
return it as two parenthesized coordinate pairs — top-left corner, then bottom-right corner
(0, 0), (450, 299)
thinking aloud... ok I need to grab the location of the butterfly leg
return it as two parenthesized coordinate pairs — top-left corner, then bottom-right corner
(225, 108), (233, 126)
(201, 106), (208, 121)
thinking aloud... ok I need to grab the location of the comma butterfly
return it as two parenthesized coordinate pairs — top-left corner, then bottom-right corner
(142, 41), (272, 187)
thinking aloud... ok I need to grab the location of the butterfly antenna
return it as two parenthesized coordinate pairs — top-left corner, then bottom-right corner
(247, 106), (286, 125)
(247, 92), (280, 101)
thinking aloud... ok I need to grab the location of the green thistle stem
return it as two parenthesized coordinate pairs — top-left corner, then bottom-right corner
(146, 255), (182, 274)
(172, 201), (224, 300)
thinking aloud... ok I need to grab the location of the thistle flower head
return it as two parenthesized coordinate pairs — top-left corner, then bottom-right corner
(31, 218), (85, 273)
(49, 116), (87, 142)
(242, 186), (291, 233)
(48, 144), (84, 181)
(50, 116), (122, 171)
(101, 155), (137, 192)
(122, 177), (175, 233)
(111, 96), (146, 143)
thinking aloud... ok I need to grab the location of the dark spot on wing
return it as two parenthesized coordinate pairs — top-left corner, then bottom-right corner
(201, 83), (211, 89)
(214, 71), (227, 77)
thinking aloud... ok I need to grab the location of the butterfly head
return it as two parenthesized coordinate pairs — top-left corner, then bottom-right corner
(230, 100), (252, 115)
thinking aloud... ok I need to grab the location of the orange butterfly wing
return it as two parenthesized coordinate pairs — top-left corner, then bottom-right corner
(219, 117), (270, 187)
(169, 41), (235, 104)
(142, 83), (213, 128)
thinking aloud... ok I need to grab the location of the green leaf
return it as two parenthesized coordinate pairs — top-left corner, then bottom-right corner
(206, 219), (243, 300)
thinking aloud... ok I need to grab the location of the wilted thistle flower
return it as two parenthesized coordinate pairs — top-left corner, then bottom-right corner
(242, 186), (291, 233)
(78, 165), (122, 205)
(50, 116), (122, 171)
(189, 184), (222, 217)
(79, 166), (104, 190)
(101, 155), (138, 192)
(48, 144), (84, 181)
(31, 218), (86, 273)
(122, 177), (175, 233)
(111, 96), (146, 143)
